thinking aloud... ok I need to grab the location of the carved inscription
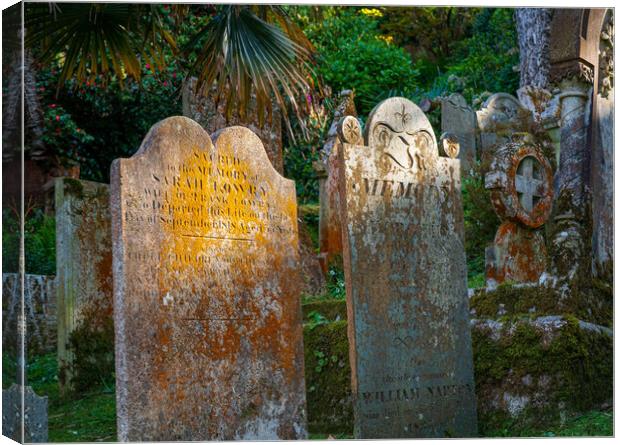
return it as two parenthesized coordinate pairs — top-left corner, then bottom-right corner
(338, 98), (477, 438)
(112, 119), (306, 441)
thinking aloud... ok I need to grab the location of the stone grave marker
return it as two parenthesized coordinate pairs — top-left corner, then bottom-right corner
(476, 93), (533, 161)
(2, 384), (48, 443)
(110, 117), (306, 441)
(485, 140), (553, 288)
(441, 93), (476, 172)
(55, 178), (113, 392)
(337, 98), (478, 438)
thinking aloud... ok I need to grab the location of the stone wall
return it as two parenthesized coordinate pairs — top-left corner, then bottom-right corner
(2, 273), (56, 356)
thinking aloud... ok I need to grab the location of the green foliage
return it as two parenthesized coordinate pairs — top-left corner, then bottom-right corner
(437, 8), (520, 102)
(462, 161), (499, 287)
(306, 310), (330, 331)
(303, 9), (420, 115)
(2, 208), (56, 275)
(36, 63), (183, 182)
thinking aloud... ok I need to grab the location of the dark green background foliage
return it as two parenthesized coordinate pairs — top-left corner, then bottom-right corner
(36, 63), (183, 183)
(2, 208), (56, 275)
(301, 8), (420, 116)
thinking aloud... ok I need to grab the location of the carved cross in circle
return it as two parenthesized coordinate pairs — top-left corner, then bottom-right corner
(515, 156), (545, 212)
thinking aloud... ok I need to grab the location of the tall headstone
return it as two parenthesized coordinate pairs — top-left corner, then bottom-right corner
(55, 178), (113, 392)
(337, 98), (477, 438)
(485, 141), (553, 288)
(441, 93), (476, 172)
(110, 117), (306, 441)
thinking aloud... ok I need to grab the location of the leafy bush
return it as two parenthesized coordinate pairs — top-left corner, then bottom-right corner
(303, 9), (420, 115)
(2, 208), (56, 275)
(462, 160), (499, 286)
(36, 61), (183, 182)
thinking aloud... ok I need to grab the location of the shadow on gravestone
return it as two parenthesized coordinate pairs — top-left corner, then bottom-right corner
(337, 98), (477, 439)
(110, 117), (307, 441)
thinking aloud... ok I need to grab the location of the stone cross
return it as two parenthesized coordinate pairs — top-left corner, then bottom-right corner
(514, 156), (545, 212)
(337, 98), (478, 439)
(110, 117), (306, 441)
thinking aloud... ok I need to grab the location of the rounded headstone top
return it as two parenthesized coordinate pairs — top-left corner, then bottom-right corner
(485, 142), (553, 228)
(365, 97), (436, 149)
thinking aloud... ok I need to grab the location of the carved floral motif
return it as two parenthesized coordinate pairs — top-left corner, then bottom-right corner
(599, 12), (614, 99)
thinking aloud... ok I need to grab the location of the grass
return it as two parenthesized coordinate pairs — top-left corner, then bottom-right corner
(4, 352), (612, 441)
(483, 410), (613, 437)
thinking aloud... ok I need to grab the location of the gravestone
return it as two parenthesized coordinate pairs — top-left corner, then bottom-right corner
(485, 140), (553, 288)
(476, 93), (534, 161)
(337, 98), (477, 438)
(315, 90), (358, 271)
(55, 178), (113, 391)
(2, 385), (48, 442)
(441, 93), (476, 172)
(2, 273), (56, 355)
(110, 117), (306, 441)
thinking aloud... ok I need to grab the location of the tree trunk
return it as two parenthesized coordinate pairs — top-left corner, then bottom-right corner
(515, 8), (552, 89)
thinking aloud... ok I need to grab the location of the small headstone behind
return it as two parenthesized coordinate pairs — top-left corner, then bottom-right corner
(55, 178), (113, 392)
(111, 117), (307, 441)
(337, 98), (478, 438)
(441, 93), (476, 172)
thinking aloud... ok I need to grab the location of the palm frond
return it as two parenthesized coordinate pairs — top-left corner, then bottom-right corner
(25, 3), (172, 89)
(187, 5), (315, 139)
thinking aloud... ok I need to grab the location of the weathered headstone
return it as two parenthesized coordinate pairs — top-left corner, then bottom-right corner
(2, 384), (48, 443)
(485, 141), (553, 288)
(110, 117), (306, 441)
(441, 93), (476, 172)
(2, 273), (56, 355)
(476, 93), (534, 161)
(55, 178), (113, 392)
(315, 90), (358, 271)
(337, 98), (477, 438)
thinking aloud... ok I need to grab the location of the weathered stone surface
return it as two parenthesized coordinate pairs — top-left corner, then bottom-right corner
(485, 141), (553, 287)
(337, 97), (477, 438)
(316, 91), (358, 269)
(591, 11), (614, 279)
(55, 178), (113, 391)
(111, 117), (306, 441)
(2, 274), (56, 356)
(485, 221), (547, 289)
(441, 93), (476, 171)
(182, 77), (283, 174)
(2, 384), (48, 443)
(476, 93), (534, 160)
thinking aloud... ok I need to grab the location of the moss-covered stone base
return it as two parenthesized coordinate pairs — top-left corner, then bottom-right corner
(302, 296), (613, 436)
(473, 315), (612, 434)
(303, 321), (352, 434)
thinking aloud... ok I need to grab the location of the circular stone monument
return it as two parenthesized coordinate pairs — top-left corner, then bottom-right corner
(485, 142), (553, 229)
(484, 141), (554, 287)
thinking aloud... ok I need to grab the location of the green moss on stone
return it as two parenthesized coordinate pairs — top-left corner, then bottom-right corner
(303, 320), (353, 435)
(473, 316), (613, 434)
(470, 283), (612, 327)
(62, 178), (85, 198)
(303, 300), (347, 322)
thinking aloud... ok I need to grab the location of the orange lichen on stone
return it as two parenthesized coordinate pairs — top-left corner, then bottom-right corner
(111, 118), (306, 441)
